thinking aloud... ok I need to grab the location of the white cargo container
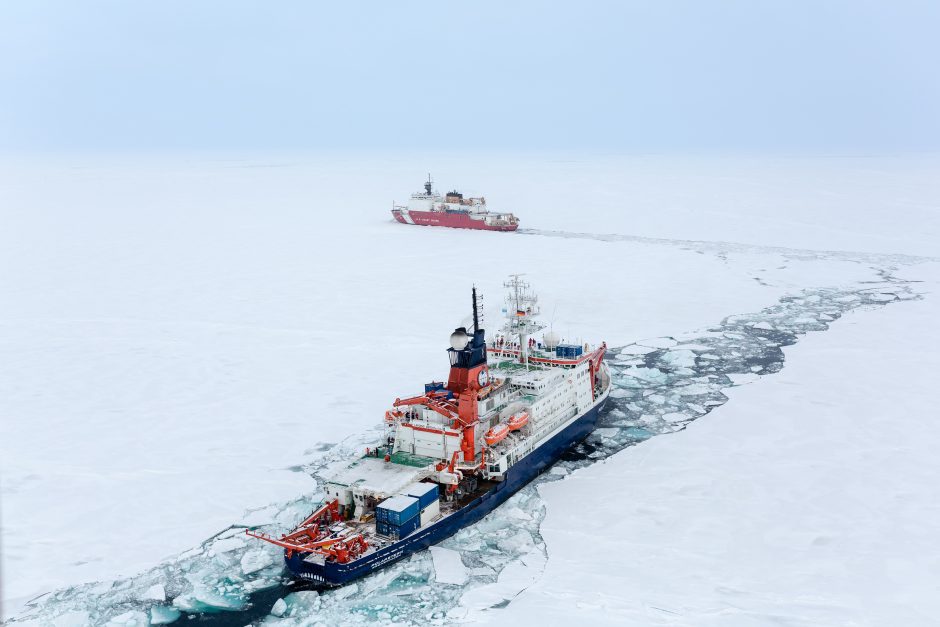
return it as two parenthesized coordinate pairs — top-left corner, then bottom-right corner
(420, 498), (441, 526)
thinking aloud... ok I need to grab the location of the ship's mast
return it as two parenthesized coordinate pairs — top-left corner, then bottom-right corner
(502, 274), (544, 369)
(424, 173), (433, 196)
(472, 285), (482, 333)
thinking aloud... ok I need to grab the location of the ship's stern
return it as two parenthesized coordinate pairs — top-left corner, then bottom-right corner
(285, 550), (356, 588)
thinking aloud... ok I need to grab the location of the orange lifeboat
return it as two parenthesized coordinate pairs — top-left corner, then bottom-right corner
(508, 412), (529, 431)
(484, 423), (510, 446)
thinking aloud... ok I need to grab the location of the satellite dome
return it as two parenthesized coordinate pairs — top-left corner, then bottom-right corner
(543, 331), (560, 349)
(450, 327), (470, 350)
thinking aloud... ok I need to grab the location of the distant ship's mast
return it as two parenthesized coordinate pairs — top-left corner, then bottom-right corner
(502, 275), (544, 369)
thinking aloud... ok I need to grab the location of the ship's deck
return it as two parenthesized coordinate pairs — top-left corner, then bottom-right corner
(370, 447), (437, 468)
(329, 455), (430, 495)
(449, 478), (500, 510)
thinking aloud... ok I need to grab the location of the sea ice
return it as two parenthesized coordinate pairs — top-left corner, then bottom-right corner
(673, 343), (713, 351)
(659, 349), (697, 369)
(331, 583), (358, 601)
(678, 384), (713, 396)
(618, 345), (658, 356)
(105, 610), (149, 626)
(141, 583), (165, 602)
(498, 528), (534, 553)
(172, 582), (246, 613)
(240, 548), (275, 575)
(662, 412), (689, 423)
(207, 537), (245, 556)
(284, 590), (321, 613)
(728, 372), (760, 385)
(149, 606), (181, 625)
(50, 611), (91, 627)
(270, 598), (288, 617)
(3, 155), (931, 624)
(638, 337), (678, 348)
(430, 547), (469, 585)
(622, 367), (669, 385)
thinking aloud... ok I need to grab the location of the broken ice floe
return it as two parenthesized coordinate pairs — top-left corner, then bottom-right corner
(430, 547), (469, 586)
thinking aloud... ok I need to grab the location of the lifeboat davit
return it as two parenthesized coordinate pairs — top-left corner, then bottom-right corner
(484, 423), (510, 446)
(508, 412), (529, 431)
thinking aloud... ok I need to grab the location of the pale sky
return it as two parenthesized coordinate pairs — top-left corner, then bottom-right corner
(1, 1), (938, 152)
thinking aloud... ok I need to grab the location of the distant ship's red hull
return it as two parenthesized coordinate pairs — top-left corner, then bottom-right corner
(391, 209), (518, 232)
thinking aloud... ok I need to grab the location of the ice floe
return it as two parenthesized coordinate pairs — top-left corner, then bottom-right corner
(618, 345), (658, 356)
(430, 547), (469, 586)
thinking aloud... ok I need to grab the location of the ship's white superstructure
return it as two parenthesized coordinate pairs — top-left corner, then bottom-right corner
(388, 275), (607, 486)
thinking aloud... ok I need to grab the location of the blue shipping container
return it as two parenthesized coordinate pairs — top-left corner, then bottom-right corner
(376, 514), (420, 540)
(376, 495), (420, 526)
(403, 482), (439, 510)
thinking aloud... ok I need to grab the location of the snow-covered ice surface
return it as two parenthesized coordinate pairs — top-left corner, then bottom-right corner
(496, 271), (940, 626)
(2, 154), (939, 625)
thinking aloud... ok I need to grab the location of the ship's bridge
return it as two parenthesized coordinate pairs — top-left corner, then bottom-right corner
(500, 367), (564, 396)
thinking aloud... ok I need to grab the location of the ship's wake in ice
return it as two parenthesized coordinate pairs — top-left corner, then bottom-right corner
(6, 269), (922, 626)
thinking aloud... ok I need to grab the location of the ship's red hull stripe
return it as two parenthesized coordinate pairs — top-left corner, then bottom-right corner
(390, 209), (517, 232)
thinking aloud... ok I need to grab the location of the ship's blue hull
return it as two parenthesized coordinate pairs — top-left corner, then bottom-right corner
(285, 396), (607, 586)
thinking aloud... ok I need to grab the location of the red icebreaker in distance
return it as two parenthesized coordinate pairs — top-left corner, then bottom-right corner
(391, 176), (519, 232)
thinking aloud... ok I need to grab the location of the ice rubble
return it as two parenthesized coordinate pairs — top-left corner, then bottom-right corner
(6, 275), (922, 626)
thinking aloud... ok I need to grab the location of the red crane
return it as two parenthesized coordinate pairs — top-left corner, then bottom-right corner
(245, 499), (369, 563)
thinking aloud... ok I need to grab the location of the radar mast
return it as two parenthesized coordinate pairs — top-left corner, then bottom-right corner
(502, 275), (545, 369)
